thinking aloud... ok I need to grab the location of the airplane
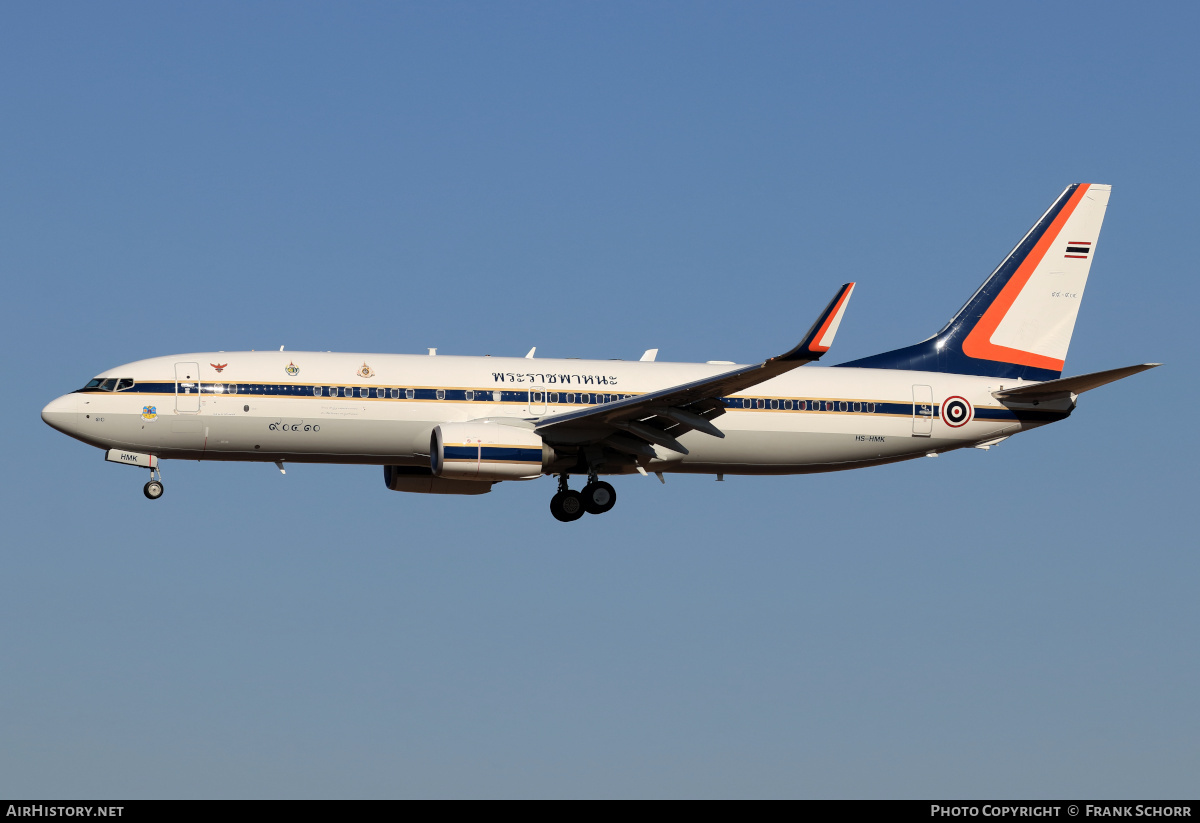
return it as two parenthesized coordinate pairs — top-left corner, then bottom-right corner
(41, 183), (1158, 521)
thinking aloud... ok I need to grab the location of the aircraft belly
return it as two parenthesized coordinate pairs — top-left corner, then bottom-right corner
(672, 426), (929, 469)
(149, 415), (434, 463)
(649, 406), (1014, 474)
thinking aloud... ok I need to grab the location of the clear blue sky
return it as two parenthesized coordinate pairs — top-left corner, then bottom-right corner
(2, 1), (1196, 798)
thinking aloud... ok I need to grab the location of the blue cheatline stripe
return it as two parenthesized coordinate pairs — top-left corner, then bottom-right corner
(75, 382), (1062, 424)
(443, 446), (542, 463)
(481, 447), (542, 462)
(81, 382), (908, 413)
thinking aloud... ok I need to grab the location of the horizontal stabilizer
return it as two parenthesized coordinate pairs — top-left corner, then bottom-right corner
(993, 363), (1160, 401)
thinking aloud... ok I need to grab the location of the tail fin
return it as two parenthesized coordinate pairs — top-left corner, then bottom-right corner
(839, 184), (1111, 381)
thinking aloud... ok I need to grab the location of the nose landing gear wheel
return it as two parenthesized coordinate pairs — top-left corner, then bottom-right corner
(581, 481), (616, 515)
(143, 480), (164, 500)
(550, 490), (585, 522)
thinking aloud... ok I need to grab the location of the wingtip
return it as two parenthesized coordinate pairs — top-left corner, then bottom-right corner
(776, 282), (858, 362)
(806, 282), (856, 354)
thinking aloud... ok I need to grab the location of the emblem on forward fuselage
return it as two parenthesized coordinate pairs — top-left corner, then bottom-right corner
(285, 361), (300, 376)
(357, 363), (375, 378)
(211, 363), (228, 373)
(142, 406), (157, 421)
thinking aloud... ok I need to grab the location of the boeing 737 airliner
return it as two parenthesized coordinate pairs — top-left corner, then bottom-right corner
(42, 184), (1158, 520)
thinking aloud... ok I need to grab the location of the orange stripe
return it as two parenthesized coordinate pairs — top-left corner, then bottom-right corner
(961, 185), (1089, 371)
(808, 283), (854, 353)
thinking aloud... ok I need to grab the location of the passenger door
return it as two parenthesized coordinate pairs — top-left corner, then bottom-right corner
(912, 384), (933, 436)
(175, 362), (201, 413)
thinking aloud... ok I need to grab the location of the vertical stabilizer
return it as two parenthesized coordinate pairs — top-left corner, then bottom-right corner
(839, 184), (1111, 380)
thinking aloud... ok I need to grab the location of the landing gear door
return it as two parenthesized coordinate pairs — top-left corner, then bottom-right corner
(175, 362), (201, 413)
(912, 384), (933, 436)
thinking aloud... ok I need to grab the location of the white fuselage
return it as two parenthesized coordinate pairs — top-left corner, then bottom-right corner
(41, 350), (1066, 477)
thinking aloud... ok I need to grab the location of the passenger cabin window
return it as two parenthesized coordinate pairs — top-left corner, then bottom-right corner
(407, 389), (415, 400)
(359, 388), (369, 398)
(465, 390), (475, 401)
(436, 389), (445, 400)
(391, 388), (400, 399)
(314, 386), (323, 396)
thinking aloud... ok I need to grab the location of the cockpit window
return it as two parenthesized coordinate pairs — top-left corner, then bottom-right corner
(80, 377), (126, 391)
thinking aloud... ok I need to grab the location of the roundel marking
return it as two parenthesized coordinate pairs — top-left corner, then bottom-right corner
(942, 396), (972, 428)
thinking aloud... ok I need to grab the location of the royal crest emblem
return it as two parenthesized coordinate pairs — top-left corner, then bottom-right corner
(210, 363), (228, 373)
(357, 362), (375, 378)
(285, 361), (300, 376)
(141, 406), (157, 421)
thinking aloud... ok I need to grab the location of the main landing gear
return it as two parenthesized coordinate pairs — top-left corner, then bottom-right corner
(550, 474), (617, 522)
(143, 464), (164, 500)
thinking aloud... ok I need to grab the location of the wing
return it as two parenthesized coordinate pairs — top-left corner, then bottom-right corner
(534, 283), (855, 458)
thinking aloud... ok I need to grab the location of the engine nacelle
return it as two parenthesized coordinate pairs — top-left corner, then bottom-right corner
(431, 422), (550, 481)
(383, 465), (493, 495)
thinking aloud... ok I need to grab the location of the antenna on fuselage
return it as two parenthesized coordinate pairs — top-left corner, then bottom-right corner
(525, 347), (536, 359)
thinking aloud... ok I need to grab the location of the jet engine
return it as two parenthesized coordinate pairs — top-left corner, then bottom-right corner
(431, 422), (551, 481)
(383, 464), (494, 495)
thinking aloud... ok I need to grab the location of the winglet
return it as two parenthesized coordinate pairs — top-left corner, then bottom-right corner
(779, 282), (856, 361)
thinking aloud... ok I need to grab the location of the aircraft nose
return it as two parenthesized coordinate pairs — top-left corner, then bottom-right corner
(41, 393), (79, 434)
